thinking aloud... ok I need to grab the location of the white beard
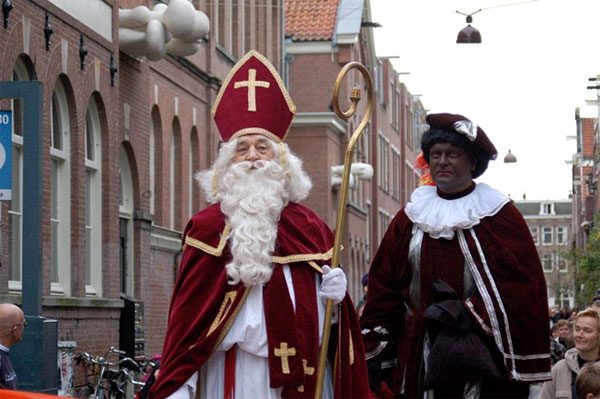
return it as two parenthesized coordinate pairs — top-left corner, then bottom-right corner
(220, 159), (288, 286)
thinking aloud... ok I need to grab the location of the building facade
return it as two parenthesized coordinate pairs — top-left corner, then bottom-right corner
(0, 0), (426, 388)
(0, 0), (283, 363)
(514, 199), (574, 308)
(285, 0), (426, 302)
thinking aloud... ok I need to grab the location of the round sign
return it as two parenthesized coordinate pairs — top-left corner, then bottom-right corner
(0, 143), (6, 170)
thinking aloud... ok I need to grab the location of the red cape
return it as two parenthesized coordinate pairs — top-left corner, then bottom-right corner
(150, 202), (369, 398)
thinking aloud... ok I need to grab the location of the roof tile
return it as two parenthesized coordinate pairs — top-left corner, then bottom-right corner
(285, 0), (340, 41)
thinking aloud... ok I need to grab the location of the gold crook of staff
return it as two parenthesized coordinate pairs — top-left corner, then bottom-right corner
(314, 61), (373, 398)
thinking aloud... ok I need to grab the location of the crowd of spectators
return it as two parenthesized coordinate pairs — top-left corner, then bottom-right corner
(540, 296), (600, 398)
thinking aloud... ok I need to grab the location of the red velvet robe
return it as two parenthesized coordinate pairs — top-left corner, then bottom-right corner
(149, 202), (369, 398)
(360, 200), (551, 397)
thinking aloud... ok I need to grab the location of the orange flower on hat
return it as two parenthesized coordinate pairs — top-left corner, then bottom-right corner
(415, 152), (434, 186)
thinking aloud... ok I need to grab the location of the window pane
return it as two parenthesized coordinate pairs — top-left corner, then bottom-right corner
(85, 170), (92, 286)
(51, 95), (63, 150)
(85, 111), (95, 161)
(542, 254), (553, 272)
(9, 211), (21, 281)
(51, 159), (59, 283)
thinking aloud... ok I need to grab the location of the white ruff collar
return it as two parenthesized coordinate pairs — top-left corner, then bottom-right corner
(405, 183), (510, 239)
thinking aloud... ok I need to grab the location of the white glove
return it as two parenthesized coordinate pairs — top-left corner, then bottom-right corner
(528, 383), (542, 399)
(320, 265), (347, 305)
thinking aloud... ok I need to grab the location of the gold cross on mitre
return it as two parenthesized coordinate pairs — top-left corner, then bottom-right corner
(274, 342), (296, 374)
(297, 359), (315, 392)
(234, 68), (270, 112)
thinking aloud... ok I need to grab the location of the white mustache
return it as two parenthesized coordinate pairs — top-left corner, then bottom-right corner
(234, 160), (269, 172)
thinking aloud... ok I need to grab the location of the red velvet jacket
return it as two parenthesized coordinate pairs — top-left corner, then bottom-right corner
(149, 202), (369, 398)
(360, 201), (551, 397)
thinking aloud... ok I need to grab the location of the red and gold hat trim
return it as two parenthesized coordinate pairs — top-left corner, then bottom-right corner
(211, 50), (297, 143)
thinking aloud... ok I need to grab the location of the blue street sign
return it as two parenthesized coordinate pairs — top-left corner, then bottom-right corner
(0, 110), (12, 200)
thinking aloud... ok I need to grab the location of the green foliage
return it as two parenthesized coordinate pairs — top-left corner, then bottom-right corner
(575, 223), (600, 306)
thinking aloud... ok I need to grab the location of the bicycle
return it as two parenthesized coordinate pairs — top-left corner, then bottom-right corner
(74, 346), (143, 399)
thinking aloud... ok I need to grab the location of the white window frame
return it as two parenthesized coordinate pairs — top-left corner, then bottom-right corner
(557, 254), (568, 273)
(556, 226), (568, 245)
(529, 226), (539, 245)
(119, 146), (135, 297)
(377, 208), (391, 244)
(169, 124), (180, 231)
(8, 59), (28, 292)
(84, 100), (102, 296)
(391, 146), (400, 200)
(50, 81), (71, 296)
(540, 202), (555, 215)
(542, 226), (553, 245)
(378, 134), (389, 193)
(542, 253), (553, 272)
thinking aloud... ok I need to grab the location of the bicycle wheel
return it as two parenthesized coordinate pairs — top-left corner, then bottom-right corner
(77, 385), (94, 398)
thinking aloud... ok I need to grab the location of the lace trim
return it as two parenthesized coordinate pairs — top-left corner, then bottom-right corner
(405, 183), (509, 239)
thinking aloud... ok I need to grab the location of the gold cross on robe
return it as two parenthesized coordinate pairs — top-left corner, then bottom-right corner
(297, 359), (315, 392)
(274, 342), (296, 374)
(234, 69), (270, 112)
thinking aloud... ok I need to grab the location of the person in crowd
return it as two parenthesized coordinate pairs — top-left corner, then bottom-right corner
(149, 50), (368, 399)
(356, 273), (369, 318)
(551, 323), (567, 365)
(0, 303), (25, 389)
(557, 319), (576, 351)
(576, 362), (600, 399)
(540, 307), (600, 398)
(360, 113), (551, 398)
(552, 306), (563, 326)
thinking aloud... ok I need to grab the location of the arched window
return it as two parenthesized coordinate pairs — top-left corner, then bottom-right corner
(7, 58), (29, 291)
(119, 146), (134, 296)
(84, 98), (102, 296)
(188, 127), (200, 218)
(149, 106), (161, 218)
(50, 79), (71, 295)
(170, 119), (182, 230)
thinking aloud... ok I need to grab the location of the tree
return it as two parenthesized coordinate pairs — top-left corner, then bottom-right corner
(575, 225), (600, 306)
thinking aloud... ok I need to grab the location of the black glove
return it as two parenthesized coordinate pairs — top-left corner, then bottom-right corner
(366, 357), (383, 393)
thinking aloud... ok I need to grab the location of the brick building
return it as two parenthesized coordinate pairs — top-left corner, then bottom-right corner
(0, 0), (283, 363)
(285, 0), (426, 301)
(513, 199), (574, 308)
(0, 0), (425, 383)
(572, 111), (596, 251)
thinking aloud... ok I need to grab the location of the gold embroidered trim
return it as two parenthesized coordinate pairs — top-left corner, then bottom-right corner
(211, 51), (296, 116)
(207, 290), (237, 337)
(187, 288), (251, 361)
(211, 50), (297, 143)
(297, 359), (316, 392)
(307, 261), (323, 273)
(212, 288), (251, 351)
(229, 128), (283, 143)
(234, 68), (270, 112)
(274, 342), (296, 374)
(349, 332), (355, 365)
(184, 224), (231, 256)
(271, 248), (333, 265)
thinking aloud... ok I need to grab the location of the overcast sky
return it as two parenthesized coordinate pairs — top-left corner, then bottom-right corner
(369, 0), (600, 200)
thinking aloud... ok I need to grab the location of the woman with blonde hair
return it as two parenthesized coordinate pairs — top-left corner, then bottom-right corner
(540, 308), (600, 399)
